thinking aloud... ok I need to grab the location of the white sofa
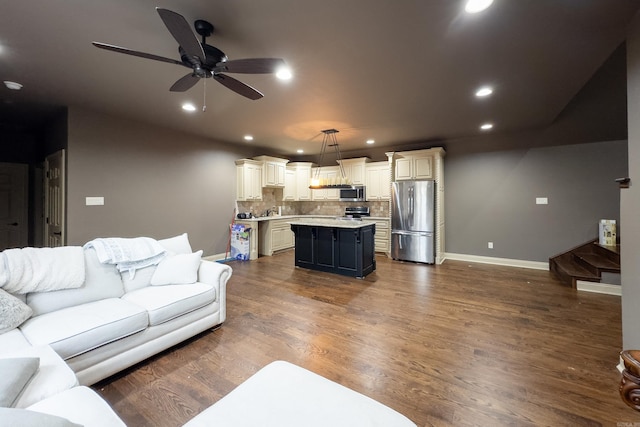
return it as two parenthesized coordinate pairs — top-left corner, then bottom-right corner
(0, 233), (232, 421)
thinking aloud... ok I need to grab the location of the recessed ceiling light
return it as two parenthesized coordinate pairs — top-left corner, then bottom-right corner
(182, 103), (196, 112)
(480, 123), (494, 130)
(244, 135), (254, 141)
(465, 0), (494, 13)
(4, 81), (23, 90)
(366, 139), (375, 145)
(475, 86), (493, 97)
(276, 67), (292, 80)
(296, 149), (304, 153)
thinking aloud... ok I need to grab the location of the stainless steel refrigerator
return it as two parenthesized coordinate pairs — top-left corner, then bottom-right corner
(391, 180), (435, 264)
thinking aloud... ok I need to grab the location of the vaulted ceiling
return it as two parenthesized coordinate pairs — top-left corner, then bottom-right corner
(1, 0), (638, 155)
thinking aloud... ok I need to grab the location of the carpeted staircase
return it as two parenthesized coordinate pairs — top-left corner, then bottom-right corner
(549, 238), (620, 288)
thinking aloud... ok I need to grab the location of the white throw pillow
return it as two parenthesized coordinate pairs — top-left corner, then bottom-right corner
(0, 289), (33, 333)
(158, 233), (192, 255)
(150, 250), (202, 286)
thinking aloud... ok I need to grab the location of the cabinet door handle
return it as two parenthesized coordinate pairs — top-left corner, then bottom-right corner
(8, 222), (18, 226)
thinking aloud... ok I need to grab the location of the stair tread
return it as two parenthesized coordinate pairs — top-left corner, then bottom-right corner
(574, 252), (620, 271)
(595, 242), (620, 255)
(553, 258), (600, 281)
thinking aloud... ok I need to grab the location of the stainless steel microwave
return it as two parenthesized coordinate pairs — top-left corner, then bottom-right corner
(339, 185), (366, 202)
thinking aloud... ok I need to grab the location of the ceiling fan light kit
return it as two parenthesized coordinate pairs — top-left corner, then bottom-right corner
(92, 8), (288, 101)
(3, 81), (23, 90)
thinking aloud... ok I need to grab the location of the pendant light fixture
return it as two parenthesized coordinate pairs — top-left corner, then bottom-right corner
(309, 129), (353, 189)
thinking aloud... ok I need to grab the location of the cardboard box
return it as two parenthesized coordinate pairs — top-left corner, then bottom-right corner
(599, 219), (617, 246)
(231, 224), (251, 261)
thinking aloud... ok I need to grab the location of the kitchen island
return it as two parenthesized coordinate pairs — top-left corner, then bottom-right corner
(289, 218), (376, 278)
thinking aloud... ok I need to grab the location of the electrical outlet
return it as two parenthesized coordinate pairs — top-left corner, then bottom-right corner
(536, 197), (548, 205)
(488, 242), (493, 249)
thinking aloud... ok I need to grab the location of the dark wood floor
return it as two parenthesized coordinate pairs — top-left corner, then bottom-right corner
(94, 252), (640, 426)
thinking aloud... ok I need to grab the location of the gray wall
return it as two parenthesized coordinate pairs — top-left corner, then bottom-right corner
(65, 107), (255, 256)
(444, 140), (627, 262)
(622, 14), (640, 349)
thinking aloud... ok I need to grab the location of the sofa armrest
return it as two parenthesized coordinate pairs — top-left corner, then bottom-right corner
(198, 260), (232, 322)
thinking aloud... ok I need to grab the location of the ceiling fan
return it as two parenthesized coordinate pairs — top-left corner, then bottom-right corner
(92, 8), (287, 100)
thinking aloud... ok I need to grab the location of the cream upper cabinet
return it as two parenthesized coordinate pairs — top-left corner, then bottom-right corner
(235, 159), (263, 201)
(365, 162), (391, 200)
(394, 152), (433, 181)
(283, 167), (296, 201)
(283, 162), (313, 201)
(337, 157), (369, 185)
(311, 166), (340, 200)
(292, 162), (313, 201)
(253, 156), (288, 187)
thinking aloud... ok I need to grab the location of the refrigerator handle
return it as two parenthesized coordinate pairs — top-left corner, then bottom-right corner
(409, 186), (414, 227)
(398, 234), (403, 249)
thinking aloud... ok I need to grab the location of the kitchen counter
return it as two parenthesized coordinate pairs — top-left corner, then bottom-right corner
(234, 215), (389, 260)
(238, 215), (388, 222)
(289, 218), (376, 229)
(235, 214), (303, 222)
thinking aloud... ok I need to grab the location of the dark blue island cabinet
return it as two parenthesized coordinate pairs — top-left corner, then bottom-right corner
(290, 220), (376, 278)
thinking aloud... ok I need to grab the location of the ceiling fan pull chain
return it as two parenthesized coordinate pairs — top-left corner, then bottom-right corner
(202, 76), (207, 112)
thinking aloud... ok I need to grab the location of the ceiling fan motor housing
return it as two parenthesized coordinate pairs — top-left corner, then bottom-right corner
(178, 44), (227, 75)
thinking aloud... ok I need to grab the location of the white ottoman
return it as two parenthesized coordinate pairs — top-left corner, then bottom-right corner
(184, 360), (416, 427)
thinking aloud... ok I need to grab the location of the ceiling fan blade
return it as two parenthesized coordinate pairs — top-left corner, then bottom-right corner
(217, 58), (286, 74)
(156, 8), (205, 62)
(170, 73), (200, 92)
(92, 42), (184, 66)
(214, 74), (264, 100)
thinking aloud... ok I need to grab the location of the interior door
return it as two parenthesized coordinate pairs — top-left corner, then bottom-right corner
(0, 163), (28, 250)
(44, 149), (66, 247)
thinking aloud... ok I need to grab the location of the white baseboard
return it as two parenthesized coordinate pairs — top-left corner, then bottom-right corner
(443, 252), (548, 270)
(203, 253), (229, 262)
(576, 280), (621, 296)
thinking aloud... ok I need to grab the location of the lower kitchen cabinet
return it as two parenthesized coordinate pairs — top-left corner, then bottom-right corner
(371, 219), (390, 253)
(259, 218), (295, 256)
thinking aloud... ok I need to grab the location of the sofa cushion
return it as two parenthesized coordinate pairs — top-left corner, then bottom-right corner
(19, 298), (148, 360)
(158, 232), (193, 254)
(1, 345), (78, 409)
(120, 234), (194, 292)
(0, 329), (32, 353)
(150, 250), (203, 286)
(27, 386), (126, 427)
(26, 248), (125, 317)
(0, 408), (82, 427)
(122, 283), (216, 326)
(121, 264), (156, 293)
(0, 357), (39, 407)
(0, 289), (33, 333)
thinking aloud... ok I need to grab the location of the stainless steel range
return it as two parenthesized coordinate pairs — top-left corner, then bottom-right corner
(336, 206), (370, 221)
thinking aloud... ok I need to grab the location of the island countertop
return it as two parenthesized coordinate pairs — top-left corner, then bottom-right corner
(288, 218), (376, 229)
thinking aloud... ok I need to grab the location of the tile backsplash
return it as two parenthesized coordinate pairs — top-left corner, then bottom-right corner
(236, 188), (389, 218)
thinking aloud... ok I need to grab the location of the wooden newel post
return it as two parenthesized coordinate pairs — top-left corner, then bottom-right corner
(620, 350), (640, 411)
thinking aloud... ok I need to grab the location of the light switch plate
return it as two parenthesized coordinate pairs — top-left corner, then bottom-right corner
(86, 197), (104, 206)
(536, 197), (548, 205)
